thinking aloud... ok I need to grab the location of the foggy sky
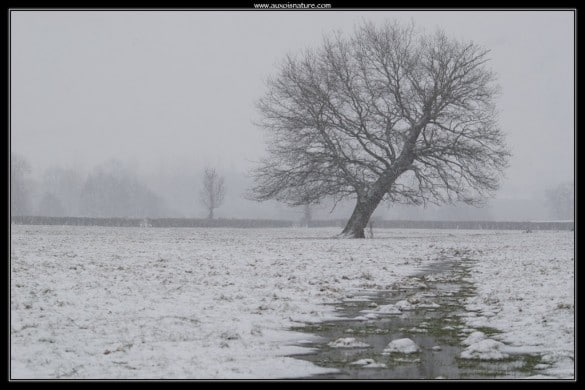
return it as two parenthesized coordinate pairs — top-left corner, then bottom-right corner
(11, 10), (574, 202)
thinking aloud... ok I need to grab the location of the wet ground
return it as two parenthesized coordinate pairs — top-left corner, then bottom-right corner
(287, 257), (545, 380)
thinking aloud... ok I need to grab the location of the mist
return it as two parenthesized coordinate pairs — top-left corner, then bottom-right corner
(10, 10), (574, 222)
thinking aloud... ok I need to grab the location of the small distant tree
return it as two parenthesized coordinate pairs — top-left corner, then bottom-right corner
(200, 167), (225, 220)
(545, 182), (574, 220)
(301, 204), (312, 227)
(11, 153), (32, 216)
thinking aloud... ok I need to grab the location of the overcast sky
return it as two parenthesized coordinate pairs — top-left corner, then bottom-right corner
(11, 10), (574, 199)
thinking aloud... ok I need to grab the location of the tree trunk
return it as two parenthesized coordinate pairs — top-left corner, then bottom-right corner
(340, 193), (385, 238)
(208, 208), (214, 220)
(340, 174), (396, 238)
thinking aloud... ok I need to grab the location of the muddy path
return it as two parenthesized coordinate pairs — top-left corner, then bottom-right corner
(287, 256), (544, 380)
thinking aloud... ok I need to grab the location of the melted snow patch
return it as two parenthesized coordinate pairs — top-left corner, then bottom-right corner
(460, 339), (509, 360)
(382, 338), (420, 354)
(327, 337), (370, 348)
(349, 359), (387, 368)
(374, 304), (402, 314)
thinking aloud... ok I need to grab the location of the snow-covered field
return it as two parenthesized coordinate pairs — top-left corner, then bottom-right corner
(10, 226), (574, 379)
(458, 230), (575, 378)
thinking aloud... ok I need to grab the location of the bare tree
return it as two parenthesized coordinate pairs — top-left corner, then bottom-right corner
(301, 204), (312, 227)
(545, 182), (574, 220)
(251, 20), (510, 238)
(200, 167), (225, 220)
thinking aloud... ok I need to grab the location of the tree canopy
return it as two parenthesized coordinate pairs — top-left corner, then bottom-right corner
(251, 20), (510, 237)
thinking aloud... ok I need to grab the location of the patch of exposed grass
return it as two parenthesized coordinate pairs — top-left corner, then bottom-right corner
(310, 350), (385, 369)
(472, 326), (503, 337)
(460, 369), (507, 379)
(456, 356), (517, 367)
(517, 354), (543, 373)
(291, 323), (339, 332)
(456, 354), (541, 379)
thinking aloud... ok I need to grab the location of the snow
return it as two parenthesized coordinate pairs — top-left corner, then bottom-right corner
(462, 331), (487, 346)
(11, 226), (432, 379)
(524, 375), (558, 380)
(373, 304), (402, 314)
(327, 337), (370, 348)
(382, 338), (420, 355)
(394, 300), (415, 311)
(460, 339), (509, 360)
(10, 226), (573, 379)
(454, 231), (575, 378)
(417, 302), (440, 308)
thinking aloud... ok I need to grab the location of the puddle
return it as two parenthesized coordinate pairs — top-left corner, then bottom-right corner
(287, 258), (544, 379)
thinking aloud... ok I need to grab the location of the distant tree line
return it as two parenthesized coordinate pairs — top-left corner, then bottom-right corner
(78, 161), (164, 218)
(10, 155), (226, 219)
(10, 152), (572, 224)
(10, 216), (573, 231)
(307, 219), (574, 231)
(10, 216), (293, 228)
(10, 154), (32, 216)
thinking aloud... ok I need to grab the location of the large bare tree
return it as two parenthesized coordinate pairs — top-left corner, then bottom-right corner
(200, 167), (225, 220)
(251, 21), (510, 238)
